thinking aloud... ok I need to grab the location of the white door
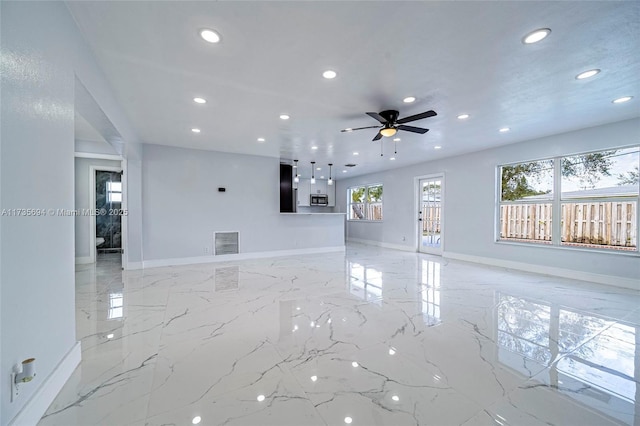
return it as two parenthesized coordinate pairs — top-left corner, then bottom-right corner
(417, 175), (444, 255)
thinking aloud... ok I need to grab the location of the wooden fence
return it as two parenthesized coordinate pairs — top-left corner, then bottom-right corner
(500, 201), (637, 248)
(422, 204), (441, 233)
(350, 203), (383, 220)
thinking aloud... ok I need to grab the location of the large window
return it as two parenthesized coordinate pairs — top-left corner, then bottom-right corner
(348, 184), (383, 221)
(498, 147), (639, 252)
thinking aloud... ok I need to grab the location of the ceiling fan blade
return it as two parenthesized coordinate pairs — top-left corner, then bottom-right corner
(366, 112), (387, 124)
(396, 110), (437, 124)
(398, 125), (429, 134)
(372, 131), (383, 141)
(341, 125), (382, 132)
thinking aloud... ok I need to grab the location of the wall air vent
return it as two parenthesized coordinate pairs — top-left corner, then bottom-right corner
(214, 232), (239, 255)
(344, 163), (357, 167)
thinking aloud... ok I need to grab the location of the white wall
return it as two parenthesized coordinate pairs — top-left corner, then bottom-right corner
(74, 139), (118, 156)
(74, 158), (122, 260)
(337, 118), (640, 284)
(0, 2), (139, 424)
(141, 144), (344, 262)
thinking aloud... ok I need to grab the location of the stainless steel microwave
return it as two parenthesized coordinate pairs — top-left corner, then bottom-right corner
(310, 194), (328, 206)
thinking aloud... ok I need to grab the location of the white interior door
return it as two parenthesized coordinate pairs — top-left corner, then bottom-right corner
(418, 175), (444, 255)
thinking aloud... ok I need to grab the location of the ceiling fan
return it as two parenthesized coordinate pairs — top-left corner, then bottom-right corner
(341, 109), (437, 141)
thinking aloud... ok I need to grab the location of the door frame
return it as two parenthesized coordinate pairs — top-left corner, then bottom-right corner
(414, 173), (445, 255)
(89, 164), (124, 264)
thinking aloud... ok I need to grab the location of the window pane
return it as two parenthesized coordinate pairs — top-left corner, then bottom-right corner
(499, 203), (553, 243)
(107, 181), (122, 192)
(561, 147), (639, 196)
(561, 201), (637, 250)
(501, 159), (553, 202)
(367, 185), (383, 202)
(350, 187), (366, 203)
(560, 147), (638, 251)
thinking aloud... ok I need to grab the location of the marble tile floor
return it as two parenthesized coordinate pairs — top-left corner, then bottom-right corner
(40, 244), (640, 426)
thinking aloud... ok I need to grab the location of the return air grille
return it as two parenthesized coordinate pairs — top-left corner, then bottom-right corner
(214, 232), (239, 255)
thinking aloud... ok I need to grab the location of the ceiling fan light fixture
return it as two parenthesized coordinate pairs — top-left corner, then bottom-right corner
(380, 127), (397, 137)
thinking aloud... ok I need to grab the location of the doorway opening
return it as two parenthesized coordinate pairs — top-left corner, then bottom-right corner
(95, 169), (122, 266)
(417, 174), (444, 255)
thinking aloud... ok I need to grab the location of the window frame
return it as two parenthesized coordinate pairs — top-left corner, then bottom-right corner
(347, 183), (384, 222)
(496, 145), (639, 256)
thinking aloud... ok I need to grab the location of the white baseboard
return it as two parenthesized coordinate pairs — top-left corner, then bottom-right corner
(9, 341), (81, 426)
(347, 238), (416, 253)
(125, 261), (143, 270)
(142, 246), (346, 269)
(444, 252), (639, 290)
(74, 256), (92, 265)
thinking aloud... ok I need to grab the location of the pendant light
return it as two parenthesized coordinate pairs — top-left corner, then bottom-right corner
(293, 159), (299, 183)
(310, 161), (316, 184)
(328, 163), (333, 185)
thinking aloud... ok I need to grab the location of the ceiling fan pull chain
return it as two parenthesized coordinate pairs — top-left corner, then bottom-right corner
(380, 140), (383, 157)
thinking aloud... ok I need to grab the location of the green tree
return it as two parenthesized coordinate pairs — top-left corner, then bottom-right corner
(501, 161), (551, 201)
(501, 152), (617, 201)
(617, 165), (639, 186)
(351, 187), (365, 203)
(561, 151), (616, 189)
(367, 185), (383, 202)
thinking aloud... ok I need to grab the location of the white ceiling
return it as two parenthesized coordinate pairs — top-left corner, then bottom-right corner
(66, 1), (639, 178)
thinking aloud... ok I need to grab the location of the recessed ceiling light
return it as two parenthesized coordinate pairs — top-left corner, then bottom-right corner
(191, 128), (201, 133)
(193, 97), (207, 104)
(576, 69), (600, 80)
(352, 361), (359, 367)
(457, 114), (470, 120)
(257, 395), (265, 402)
(316, 167), (321, 171)
(390, 157), (396, 161)
(257, 138), (265, 142)
(613, 96), (633, 104)
(523, 28), (551, 44)
(320, 176), (325, 179)
(199, 29), (221, 43)
(322, 70), (337, 79)
(388, 348), (396, 355)
(310, 375), (318, 382)
(499, 127), (510, 133)
(403, 96), (416, 103)
(280, 114), (290, 120)
(434, 146), (442, 150)
(311, 146), (318, 150)
(192, 416), (202, 425)
(106, 333), (114, 339)
(342, 170), (347, 173)
(353, 152), (359, 156)
(393, 138), (401, 142)
(391, 395), (400, 402)
(344, 417), (353, 424)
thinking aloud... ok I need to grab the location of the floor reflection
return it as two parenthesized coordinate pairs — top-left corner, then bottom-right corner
(348, 261), (383, 305)
(420, 259), (441, 326)
(496, 292), (638, 424)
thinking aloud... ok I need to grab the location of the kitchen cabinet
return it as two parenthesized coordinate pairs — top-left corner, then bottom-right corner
(296, 178), (336, 207)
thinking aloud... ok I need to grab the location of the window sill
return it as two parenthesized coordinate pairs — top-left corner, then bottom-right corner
(495, 239), (640, 257)
(347, 220), (384, 223)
